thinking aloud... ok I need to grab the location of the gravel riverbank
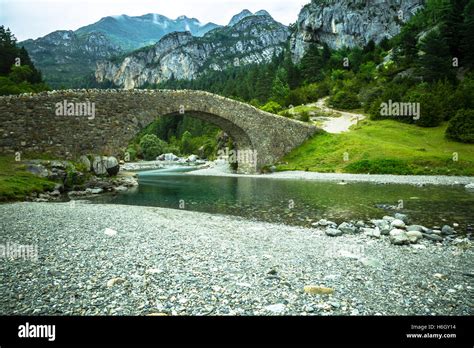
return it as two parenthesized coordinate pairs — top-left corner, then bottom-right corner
(0, 202), (472, 316)
(188, 164), (474, 186)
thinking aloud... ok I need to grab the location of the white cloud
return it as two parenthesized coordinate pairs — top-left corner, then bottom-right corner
(0, 0), (309, 41)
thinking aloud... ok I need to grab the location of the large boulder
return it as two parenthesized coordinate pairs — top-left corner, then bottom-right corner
(163, 153), (179, 161)
(92, 156), (119, 176)
(106, 156), (120, 176)
(92, 156), (108, 175)
(78, 155), (91, 171)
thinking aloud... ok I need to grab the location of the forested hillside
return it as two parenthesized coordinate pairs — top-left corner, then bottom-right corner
(0, 26), (49, 95)
(145, 0), (473, 153)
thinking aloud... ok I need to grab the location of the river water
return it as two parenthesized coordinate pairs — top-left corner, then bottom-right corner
(88, 167), (474, 233)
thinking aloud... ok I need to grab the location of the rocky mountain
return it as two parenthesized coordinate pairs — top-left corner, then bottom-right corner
(95, 13), (290, 89)
(20, 31), (123, 88)
(290, 0), (425, 62)
(228, 9), (271, 26)
(76, 14), (220, 51)
(20, 14), (220, 88)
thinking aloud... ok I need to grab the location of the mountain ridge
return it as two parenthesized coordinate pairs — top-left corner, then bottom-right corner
(95, 13), (290, 89)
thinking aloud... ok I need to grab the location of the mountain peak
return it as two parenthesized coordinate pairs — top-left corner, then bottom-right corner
(228, 9), (253, 26)
(255, 10), (271, 17)
(228, 9), (273, 27)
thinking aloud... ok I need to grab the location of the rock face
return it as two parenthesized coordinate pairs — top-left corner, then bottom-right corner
(95, 14), (290, 89)
(20, 14), (219, 88)
(228, 9), (271, 26)
(21, 31), (123, 88)
(290, 0), (425, 62)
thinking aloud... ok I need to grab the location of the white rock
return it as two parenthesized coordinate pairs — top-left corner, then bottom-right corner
(390, 219), (406, 229)
(107, 277), (125, 287)
(104, 228), (117, 236)
(264, 303), (286, 314)
(389, 229), (409, 245)
(406, 231), (423, 243)
(362, 227), (381, 238)
(86, 188), (103, 194)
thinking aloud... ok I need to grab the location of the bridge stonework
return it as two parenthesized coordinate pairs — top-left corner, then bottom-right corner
(0, 89), (318, 172)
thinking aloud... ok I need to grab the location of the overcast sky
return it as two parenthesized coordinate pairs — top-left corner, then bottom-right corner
(0, 0), (310, 41)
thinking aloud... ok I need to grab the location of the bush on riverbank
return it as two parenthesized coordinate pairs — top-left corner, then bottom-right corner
(446, 109), (474, 143)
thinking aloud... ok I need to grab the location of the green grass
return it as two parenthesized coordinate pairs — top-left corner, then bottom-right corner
(277, 119), (474, 176)
(279, 104), (341, 118)
(0, 156), (56, 202)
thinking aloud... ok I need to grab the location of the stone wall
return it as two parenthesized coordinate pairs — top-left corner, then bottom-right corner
(0, 89), (318, 171)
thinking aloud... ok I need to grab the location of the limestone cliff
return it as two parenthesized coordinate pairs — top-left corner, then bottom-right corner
(95, 14), (290, 89)
(291, 0), (425, 62)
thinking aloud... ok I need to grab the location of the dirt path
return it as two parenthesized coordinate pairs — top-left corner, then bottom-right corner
(310, 97), (366, 133)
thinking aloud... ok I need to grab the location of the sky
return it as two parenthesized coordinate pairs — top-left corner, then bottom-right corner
(0, 0), (310, 41)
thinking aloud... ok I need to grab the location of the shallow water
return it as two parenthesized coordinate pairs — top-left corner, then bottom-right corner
(89, 168), (474, 232)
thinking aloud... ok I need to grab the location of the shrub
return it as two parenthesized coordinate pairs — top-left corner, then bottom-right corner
(297, 111), (311, 122)
(328, 90), (361, 110)
(446, 109), (474, 143)
(260, 101), (282, 114)
(139, 134), (166, 160)
(125, 146), (138, 161)
(409, 92), (442, 127)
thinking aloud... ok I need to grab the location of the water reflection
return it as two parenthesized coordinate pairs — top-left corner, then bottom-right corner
(89, 169), (474, 232)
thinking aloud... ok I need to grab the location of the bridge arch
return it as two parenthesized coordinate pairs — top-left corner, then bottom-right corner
(0, 89), (318, 172)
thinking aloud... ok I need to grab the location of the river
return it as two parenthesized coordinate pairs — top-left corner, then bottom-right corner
(88, 167), (474, 233)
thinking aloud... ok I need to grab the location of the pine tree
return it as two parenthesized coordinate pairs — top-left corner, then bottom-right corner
(418, 29), (454, 82)
(300, 44), (323, 83)
(439, 0), (469, 59)
(461, 0), (474, 67)
(271, 67), (290, 105)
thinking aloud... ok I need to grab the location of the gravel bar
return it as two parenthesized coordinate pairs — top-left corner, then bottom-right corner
(0, 202), (472, 316)
(188, 166), (474, 186)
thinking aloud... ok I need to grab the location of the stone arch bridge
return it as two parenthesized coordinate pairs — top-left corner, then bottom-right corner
(0, 89), (318, 172)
